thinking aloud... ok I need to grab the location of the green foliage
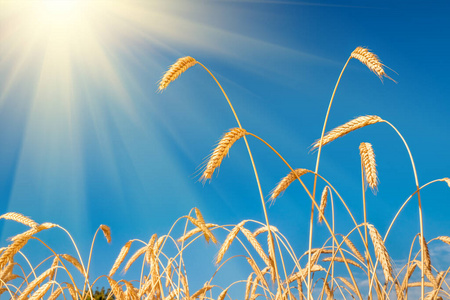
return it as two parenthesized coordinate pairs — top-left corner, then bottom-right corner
(85, 287), (114, 300)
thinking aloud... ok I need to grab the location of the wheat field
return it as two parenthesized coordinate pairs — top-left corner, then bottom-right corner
(1, 47), (449, 300)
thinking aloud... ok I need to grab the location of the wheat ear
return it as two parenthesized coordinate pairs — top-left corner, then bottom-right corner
(123, 280), (139, 300)
(313, 115), (383, 148)
(145, 233), (157, 264)
(286, 264), (325, 284)
(323, 279), (334, 300)
(17, 267), (55, 300)
(61, 254), (85, 276)
(252, 225), (278, 237)
(158, 56), (197, 91)
(337, 276), (358, 296)
(201, 128), (247, 182)
(124, 246), (146, 273)
(191, 285), (213, 299)
(0, 223), (56, 269)
(322, 257), (364, 270)
(436, 236), (450, 245)
(218, 288), (229, 300)
(342, 237), (364, 263)
(240, 227), (271, 266)
(350, 47), (393, 81)
(0, 212), (38, 228)
(368, 224), (394, 282)
(186, 216), (217, 244)
(419, 234), (436, 287)
(270, 168), (310, 201)
(100, 225), (111, 243)
(441, 178), (450, 188)
(360, 142), (378, 191)
(47, 287), (63, 300)
(216, 223), (242, 264)
(318, 186), (329, 223)
(177, 223), (218, 243)
(29, 280), (54, 300)
(108, 277), (124, 299)
(109, 240), (132, 277)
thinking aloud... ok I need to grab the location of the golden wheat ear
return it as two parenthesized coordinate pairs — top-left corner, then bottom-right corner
(368, 224), (394, 283)
(269, 168), (310, 203)
(201, 128), (247, 182)
(158, 56), (197, 91)
(360, 142), (378, 191)
(351, 47), (395, 82)
(313, 115), (383, 149)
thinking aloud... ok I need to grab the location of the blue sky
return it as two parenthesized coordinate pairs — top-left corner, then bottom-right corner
(1, 0), (449, 292)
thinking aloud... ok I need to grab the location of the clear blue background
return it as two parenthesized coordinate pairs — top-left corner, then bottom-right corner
(1, 0), (449, 292)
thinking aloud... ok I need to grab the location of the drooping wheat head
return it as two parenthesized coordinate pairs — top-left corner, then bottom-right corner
(318, 186), (329, 223)
(360, 142), (378, 191)
(0, 212), (38, 228)
(158, 56), (197, 91)
(201, 128), (247, 182)
(100, 224), (111, 243)
(313, 116), (384, 149)
(61, 254), (85, 276)
(216, 222), (243, 264)
(270, 168), (310, 201)
(109, 240), (132, 277)
(368, 224), (394, 282)
(350, 47), (393, 81)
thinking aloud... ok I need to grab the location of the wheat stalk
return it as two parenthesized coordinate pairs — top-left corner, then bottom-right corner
(270, 168), (311, 201)
(158, 56), (197, 91)
(313, 116), (383, 148)
(360, 142), (378, 191)
(201, 128), (247, 182)
(350, 47), (392, 81)
(368, 224), (394, 282)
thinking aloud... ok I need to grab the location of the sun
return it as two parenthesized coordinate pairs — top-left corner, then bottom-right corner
(41, 0), (81, 15)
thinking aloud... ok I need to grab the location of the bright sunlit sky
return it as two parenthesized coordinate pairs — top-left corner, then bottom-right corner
(1, 0), (449, 290)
